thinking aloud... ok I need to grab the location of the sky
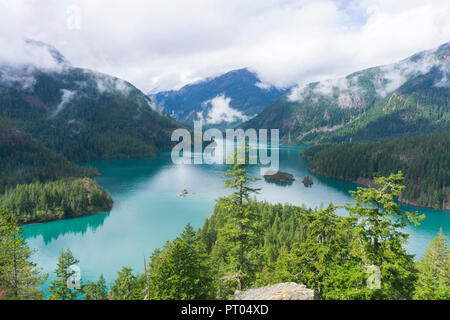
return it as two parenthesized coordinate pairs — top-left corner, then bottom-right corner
(0, 0), (449, 93)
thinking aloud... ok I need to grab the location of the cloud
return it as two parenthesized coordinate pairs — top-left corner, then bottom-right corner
(52, 89), (76, 117)
(434, 65), (450, 88)
(288, 43), (449, 103)
(87, 71), (132, 96)
(0, 0), (449, 93)
(254, 81), (273, 90)
(0, 65), (36, 91)
(199, 94), (249, 124)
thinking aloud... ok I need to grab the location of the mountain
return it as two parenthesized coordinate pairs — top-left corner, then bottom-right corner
(301, 131), (450, 210)
(241, 43), (449, 144)
(0, 121), (97, 193)
(0, 40), (183, 163)
(149, 68), (290, 127)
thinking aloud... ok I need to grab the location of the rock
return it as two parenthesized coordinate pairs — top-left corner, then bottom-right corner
(302, 176), (313, 186)
(263, 170), (295, 183)
(229, 282), (318, 300)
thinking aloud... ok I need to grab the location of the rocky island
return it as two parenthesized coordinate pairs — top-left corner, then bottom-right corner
(263, 170), (295, 183)
(302, 176), (314, 186)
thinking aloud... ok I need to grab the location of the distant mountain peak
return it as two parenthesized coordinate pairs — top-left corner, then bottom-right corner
(149, 68), (290, 127)
(25, 39), (71, 67)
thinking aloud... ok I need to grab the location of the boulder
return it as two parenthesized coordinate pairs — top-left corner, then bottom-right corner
(230, 282), (318, 300)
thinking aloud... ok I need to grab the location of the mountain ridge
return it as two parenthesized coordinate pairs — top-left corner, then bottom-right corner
(150, 68), (290, 127)
(0, 40), (184, 163)
(240, 42), (449, 144)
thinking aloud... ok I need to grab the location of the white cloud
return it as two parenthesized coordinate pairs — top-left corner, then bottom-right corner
(0, 0), (448, 92)
(434, 65), (450, 88)
(88, 71), (132, 96)
(254, 81), (272, 90)
(52, 89), (76, 117)
(199, 94), (249, 124)
(287, 42), (449, 103)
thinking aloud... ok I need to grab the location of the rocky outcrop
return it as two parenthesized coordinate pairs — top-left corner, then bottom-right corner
(263, 170), (295, 183)
(230, 282), (318, 300)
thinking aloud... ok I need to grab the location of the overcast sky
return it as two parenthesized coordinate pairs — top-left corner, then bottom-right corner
(0, 0), (449, 93)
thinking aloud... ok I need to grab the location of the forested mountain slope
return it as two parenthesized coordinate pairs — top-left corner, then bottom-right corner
(0, 40), (185, 220)
(302, 132), (450, 209)
(0, 121), (97, 193)
(241, 42), (449, 144)
(0, 40), (183, 162)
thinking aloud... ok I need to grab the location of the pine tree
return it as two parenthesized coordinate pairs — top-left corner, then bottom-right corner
(84, 274), (108, 300)
(414, 229), (450, 300)
(212, 142), (262, 296)
(48, 248), (83, 300)
(346, 172), (424, 299)
(0, 207), (46, 299)
(110, 267), (142, 300)
(149, 223), (212, 299)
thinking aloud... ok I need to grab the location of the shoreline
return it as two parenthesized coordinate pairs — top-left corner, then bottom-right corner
(17, 203), (113, 226)
(307, 167), (448, 211)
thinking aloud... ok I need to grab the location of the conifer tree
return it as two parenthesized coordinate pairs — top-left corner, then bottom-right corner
(149, 223), (212, 299)
(110, 267), (143, 300)
(0, 207), (46, 299)
(414, 229), (450, 300)
(48, 248), (83, 300)
(346, 171), (424, 299)
(213, 142), (262, 295)
(84, 274), (108, 300)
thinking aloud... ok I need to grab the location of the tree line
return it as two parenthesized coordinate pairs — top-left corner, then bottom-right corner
(0, 146), (448, 300)
(302, 131), (450, 209)
(1, 178), (112, 224)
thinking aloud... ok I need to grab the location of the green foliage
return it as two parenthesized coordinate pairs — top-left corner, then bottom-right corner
(312, 68), (450, 144)
(346, 172), (424, 299)
(263, 204), (371, 299)
(414, 229), (450, 300)
(48, 248), (83, 300)
(0, 67), (182, 163)
(303, 131), (450, 209)
(0, 207), (46, 299)
(148, 224), (212, 299)
(110, 267), (144, 300)
(222, 142), (261, 206)
(84, 274), (108, 300)
(2, 178), (113, 224)
(0, 121), (98, 193)
(242, 47), (449, 145)
(207, 143), (262, 295)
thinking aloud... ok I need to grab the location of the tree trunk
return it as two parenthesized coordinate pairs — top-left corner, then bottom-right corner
(374, 202), (380, 264)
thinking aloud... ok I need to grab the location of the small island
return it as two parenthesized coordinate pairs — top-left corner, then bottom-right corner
(263, 170), (295, 184)
(302, 176), (314, 186)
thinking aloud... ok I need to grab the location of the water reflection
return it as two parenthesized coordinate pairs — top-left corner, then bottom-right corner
(23, 212), (110, 245)
(21, 145), (449, 287)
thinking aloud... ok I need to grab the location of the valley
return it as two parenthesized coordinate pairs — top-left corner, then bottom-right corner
(0, 39), (448, 301)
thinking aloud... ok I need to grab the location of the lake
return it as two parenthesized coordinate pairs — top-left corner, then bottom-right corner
(22, 145), (449, 287)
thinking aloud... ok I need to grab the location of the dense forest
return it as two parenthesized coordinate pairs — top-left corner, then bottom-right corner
(1, 148), (448, 301)
(0, 68), (183, 163)
(1, 178), (113, 224)
(306, 67), (450, 144)
(241, 43), (449, 145)
(302, 131), (450, 210)
(0, 122), (98, 193)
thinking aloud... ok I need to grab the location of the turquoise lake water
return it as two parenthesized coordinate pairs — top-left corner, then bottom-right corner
(22, 145), (449, 287)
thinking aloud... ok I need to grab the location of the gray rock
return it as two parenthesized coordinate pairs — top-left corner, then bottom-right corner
(230, 282), (318, 300)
